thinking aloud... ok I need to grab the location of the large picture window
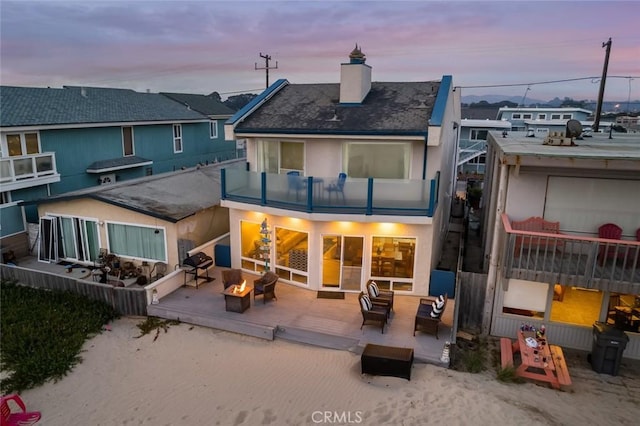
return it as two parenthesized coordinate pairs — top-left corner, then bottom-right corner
(107, 223), (166, 261)
(370, 236), (415, 291)
(343, 143), (409, 179)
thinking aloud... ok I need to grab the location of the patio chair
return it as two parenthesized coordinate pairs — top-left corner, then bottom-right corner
(222, 268), (244, 290)
(1, 394), (41, 426)
(413, 294), (447, 338)
(366, 280), (394, 311)
(325, 172), (347, 203)
(358, 291), (390, 334)
(253, 271), (278, 303)
(597, 223), (623, 266)
(287, 171), (307, 201)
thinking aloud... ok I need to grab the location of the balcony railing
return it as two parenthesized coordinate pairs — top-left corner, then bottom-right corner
(0, 152), (59, 190)
(221, 169), (440, 217)
(501, 214), (640, 291)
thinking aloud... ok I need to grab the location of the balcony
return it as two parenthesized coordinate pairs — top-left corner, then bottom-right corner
(501, 214), (640, 291)
(0, 152), (60, 191)
(221, 169), (439, 217)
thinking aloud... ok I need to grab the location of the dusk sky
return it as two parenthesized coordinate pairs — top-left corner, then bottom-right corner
(1, 0), (638, 103)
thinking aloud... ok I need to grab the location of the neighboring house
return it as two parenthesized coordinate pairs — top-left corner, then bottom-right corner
(457, 119), (511, 177)
(0, 85), (238, 259)
(161, 92), (243, 158)
(222, 46), (460, 296)
(29, 160), (244, 272)
(482, 129), (640, 359)
(496, 107), (592, 133)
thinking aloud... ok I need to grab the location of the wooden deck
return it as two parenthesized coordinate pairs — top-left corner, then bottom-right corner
(148, 267), (453, 366)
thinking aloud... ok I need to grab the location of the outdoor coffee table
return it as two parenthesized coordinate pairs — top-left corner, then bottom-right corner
(361, 343), (414, 380)
(222, 285), (253, 313)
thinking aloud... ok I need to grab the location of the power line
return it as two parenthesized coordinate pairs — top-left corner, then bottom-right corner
(457, 75), (638, 90)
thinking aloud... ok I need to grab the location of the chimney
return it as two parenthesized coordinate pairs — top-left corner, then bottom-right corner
(339, 44), (371, 104)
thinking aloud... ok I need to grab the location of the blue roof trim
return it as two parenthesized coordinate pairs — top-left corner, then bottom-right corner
(236, 129), (428, 137)
(226, 79), (289, 125)
(429, 75), (452, 127)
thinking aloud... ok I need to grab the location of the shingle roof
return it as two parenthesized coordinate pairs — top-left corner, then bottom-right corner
(234, 81), (440, 136)
(160, 92), (235, 116)
(0, 85), (208, 127)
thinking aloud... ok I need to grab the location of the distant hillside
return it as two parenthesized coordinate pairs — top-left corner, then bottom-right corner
(462, 94), (639, 113)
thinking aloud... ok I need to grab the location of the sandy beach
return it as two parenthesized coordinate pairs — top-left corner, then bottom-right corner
(17, 317), (639, 425)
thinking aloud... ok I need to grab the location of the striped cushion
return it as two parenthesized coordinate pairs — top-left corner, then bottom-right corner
(360, 295), (373, 311)
(369, 281), (379, 297)
(430, 295), (445, 318)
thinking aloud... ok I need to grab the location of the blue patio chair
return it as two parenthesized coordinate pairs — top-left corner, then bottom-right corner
(287, 171), (306, 201)
(325, 172), (347, 203)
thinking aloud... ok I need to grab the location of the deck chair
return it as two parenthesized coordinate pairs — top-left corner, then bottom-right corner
(325, 172), (347, 203)
(1, 394), (41, 426)
(358, 291), (390, 333)
(597, 223), (623, 266)
(366, 280), (394, 311)
(286, 171), (306, 201)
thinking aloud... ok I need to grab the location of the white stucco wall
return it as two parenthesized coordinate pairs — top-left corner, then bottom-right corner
(228, 208), (435, 295)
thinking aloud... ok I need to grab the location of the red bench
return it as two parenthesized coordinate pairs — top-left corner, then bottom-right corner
(500, 337), (514, 368)
(512, 217), (564, 256)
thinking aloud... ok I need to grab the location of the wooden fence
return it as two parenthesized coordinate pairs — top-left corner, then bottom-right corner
(456, 271), (487, 334)
(0, 264), (147, 316)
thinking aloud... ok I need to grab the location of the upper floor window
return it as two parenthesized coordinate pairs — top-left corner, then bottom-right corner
(258, 140), (304, 174)
(122, 126), (134, 156)
(551, 114), (561, 120)
(522, 113), (533, 119)
(537, 113), (547, 120)
(209, 120), (218, 139)
(344, 142), (410, 179)
(562, 114), (572, 119)
(512, 113), (522, 119)
(173, 124), (183, 153)
(3, 132), (40, 157)
(470, 129), (488, 140)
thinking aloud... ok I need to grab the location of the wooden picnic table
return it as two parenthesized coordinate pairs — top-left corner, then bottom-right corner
(501, 331), (571, 389)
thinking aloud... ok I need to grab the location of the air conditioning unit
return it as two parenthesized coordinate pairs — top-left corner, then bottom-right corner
(99, 173), (116, 185)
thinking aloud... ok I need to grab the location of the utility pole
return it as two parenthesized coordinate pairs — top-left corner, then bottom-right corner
(593, 38), (612, 133)
(255, 53), (278, 89)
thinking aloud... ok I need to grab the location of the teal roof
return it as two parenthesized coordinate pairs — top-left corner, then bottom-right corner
(161, 92), (235, 116)
(1, 85), (208, 127)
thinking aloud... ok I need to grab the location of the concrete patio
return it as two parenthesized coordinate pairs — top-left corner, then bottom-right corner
(147, 266), (454, 366)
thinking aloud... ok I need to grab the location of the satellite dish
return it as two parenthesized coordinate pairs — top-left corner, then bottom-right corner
(566, 119), (583, 138)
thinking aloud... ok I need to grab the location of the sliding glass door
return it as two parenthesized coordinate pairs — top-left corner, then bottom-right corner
(322, 235), (363, 291)
(38, 215), (100, 263)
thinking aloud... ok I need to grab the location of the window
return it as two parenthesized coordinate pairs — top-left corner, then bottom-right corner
(173, 124), (183, 153)
(551, 114), (561, 120)
(512, 114), (522, 119)
(209, 120), (218, 139)
(371, 236), (415, 291)
(258, 140), (304, 174)
(4, 132), (40, 157)
(107, 222), (166, 262)
(122, 127), (134, 156)
(502, 279), (546, 319)
(470, 129), (488, 140)
(522, 113), (533, 119)
(1, 192), (10, 204)
(562, 114), (572, 119)
(344, 143), (410, 179)
(538, 113), (547, 120)
(275, 227), (308, 279)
